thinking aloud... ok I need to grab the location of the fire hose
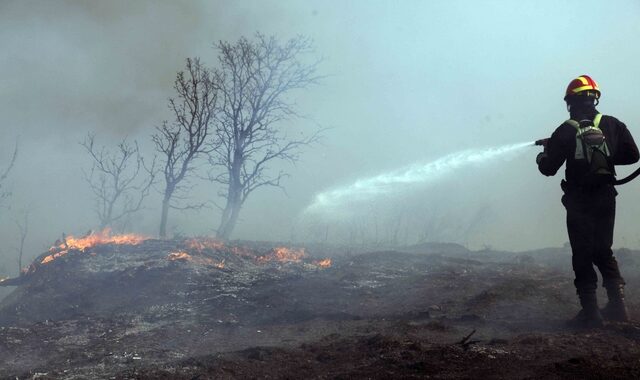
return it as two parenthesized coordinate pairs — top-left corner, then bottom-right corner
(534, 138), (640, 186)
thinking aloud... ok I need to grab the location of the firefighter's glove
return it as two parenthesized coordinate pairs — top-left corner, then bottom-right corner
(536, 152), (547, 165)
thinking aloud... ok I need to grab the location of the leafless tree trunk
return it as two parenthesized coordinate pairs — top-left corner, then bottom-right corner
(152, 58), (218, 238)
(208, 34), (322, 240)
(0, 141), (18, 208)
(15, 210), (28, 276)
(81, 133), (157, 231)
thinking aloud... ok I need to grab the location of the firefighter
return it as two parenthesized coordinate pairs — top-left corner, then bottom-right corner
(537, 75), (639, 327)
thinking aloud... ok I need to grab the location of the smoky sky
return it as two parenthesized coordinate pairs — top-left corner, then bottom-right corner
(1, 0), (640, 271)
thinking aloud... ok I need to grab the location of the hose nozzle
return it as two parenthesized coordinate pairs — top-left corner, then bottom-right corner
(534, 138), (549, 147)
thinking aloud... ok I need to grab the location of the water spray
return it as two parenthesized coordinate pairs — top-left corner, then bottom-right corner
(305, 141), (534, 216)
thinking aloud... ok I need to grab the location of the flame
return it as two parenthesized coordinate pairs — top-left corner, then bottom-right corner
(41, 229), (148, 265)
(50, 228), (147, 251)
(41, 251), (66, 265)
(313, 258), (332, 268)
(257, 247), (306, 263)
(168, 251), (192, 261)
(37, 232), (325, 271)
(168, 251), (225, 268)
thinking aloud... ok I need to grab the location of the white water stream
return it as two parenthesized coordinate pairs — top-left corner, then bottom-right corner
(305, 141), (533, 215)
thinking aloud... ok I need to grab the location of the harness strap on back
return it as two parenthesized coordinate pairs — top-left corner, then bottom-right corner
(593, 113), (602, 129)
(567, 113), (607, 161)
(566, 119), (580, 129)
(564, 113), (603, 131)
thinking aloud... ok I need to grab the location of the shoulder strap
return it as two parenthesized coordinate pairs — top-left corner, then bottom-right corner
(593, 113), (603, 129)
(565, 114), (603, 132)
(565, 119), (580, 129)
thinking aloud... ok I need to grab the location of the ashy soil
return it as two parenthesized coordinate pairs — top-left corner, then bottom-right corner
(1, 239), (640, 379)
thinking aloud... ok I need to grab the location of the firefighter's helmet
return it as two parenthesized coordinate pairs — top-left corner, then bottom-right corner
(564, 75), (601, 100)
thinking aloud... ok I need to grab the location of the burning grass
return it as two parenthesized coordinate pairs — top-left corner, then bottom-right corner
(29, 230), (332, 271)
(257, 247), (306, 264)
(51, 228), (147, 251)
(40, 229), (148, 265)
(313, 258), (332, 268)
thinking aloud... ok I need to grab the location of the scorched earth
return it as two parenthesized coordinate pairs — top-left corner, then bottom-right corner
(1, 231), (640, 379)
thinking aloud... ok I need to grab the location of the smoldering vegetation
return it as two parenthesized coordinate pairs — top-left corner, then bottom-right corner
(2, 236), (640, 378)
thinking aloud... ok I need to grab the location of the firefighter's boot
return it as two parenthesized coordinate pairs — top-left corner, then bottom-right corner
(601, 284), (629, 322)
(568, 292), (604, 328)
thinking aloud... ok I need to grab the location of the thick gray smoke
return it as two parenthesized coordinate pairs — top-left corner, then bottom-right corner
(1, 1), (640, 279)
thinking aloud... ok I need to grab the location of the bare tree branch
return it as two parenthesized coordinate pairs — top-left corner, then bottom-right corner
(14, 210), (29, 276)
(0, 140), (18, 207)
(81, 133), (157, 232)
(153, 57), (219, 237)
(169, 201), (210, 211)
(207, 34), (322, 239)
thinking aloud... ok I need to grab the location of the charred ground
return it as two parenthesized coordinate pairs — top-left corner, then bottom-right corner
(1, 237), (640, 379)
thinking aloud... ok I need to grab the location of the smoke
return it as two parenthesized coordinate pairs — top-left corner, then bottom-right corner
(1, 0), (639, 272)
(305, 141), (532, 217)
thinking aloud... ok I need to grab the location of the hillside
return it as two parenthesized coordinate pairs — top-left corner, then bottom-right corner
(1, 233), (640, 379)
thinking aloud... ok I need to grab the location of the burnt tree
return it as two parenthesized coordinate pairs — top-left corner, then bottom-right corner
(153, 58), (218, 238)
(0, 142), (18, 208)
(208, 34), (321, 240)
(81, 133), (156, 231)
(14, 210), (28, 275)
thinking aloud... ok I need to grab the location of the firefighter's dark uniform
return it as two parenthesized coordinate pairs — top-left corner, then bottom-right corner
(538, 106), (639, 322)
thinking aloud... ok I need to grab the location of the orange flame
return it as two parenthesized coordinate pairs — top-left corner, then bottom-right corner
(50, 228), (147, 251)
(313, 258), (332, 268)
(41, 229), (148, 265)
(41, 251), (66, 265)
(168, 251), (192, 261)
(257, 247), (306, 263)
